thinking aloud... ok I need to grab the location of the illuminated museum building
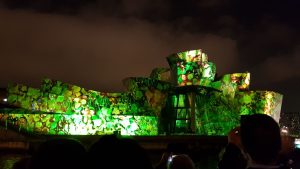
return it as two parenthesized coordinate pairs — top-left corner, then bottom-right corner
(0, 49), (283, 136)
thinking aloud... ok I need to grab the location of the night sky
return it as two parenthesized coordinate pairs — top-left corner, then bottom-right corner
(0, 0), (299, 113)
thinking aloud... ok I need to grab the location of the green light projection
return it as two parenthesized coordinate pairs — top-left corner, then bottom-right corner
(167, 49), (216, 86)
(0, 49), (283, 136)
(0, 109), (157, 135)
(2, 78), (171, 135)
(150, 68), (171, 82)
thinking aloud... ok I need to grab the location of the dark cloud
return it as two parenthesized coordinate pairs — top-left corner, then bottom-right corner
(237, 18), (296, 65)
(0, 0), (299, 112)
(251, 45), (300, 84)
(0, 9), (238, 92)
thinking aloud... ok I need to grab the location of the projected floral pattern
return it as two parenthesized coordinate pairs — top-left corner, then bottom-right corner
(0, 49), (283, 136)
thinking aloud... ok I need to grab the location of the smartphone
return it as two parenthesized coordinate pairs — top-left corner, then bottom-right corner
(294, 138), (300, 149)
(167, 154), (177, 168)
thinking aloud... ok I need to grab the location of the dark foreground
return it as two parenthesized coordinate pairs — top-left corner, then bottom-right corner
(0, 128), (228, 169)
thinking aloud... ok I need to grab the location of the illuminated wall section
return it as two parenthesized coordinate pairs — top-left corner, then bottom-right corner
(211, 73), (250, 90)
(150, 68), (171, 82)
(166, 89), (241, 135)
(123, 77), (172, 117)
(7, 79), (153, 116)
(193, 90), (239, 135)
(195, 90), (282, 135)
(191, 75), (281, 135)
(210, 73), (250, 98)
(7, 83), (125, 115)
(167, 49), (216, 87)
(0, 109), (157, 135)
(3, 78), (162, 136)
(235, 91), (283, 122)
(169, 89), (283, 136)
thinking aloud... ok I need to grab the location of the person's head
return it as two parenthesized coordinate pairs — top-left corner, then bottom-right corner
(88, 135), (121, 169)
(168, 154), (195, 169)
(240, 114), (281, 165)
(29, 138), (86, 169)
(88, 135), (153, 169)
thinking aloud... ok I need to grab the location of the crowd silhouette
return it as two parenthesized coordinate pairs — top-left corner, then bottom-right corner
(218, 114), (299, 169)
(6, 114), (300, 169)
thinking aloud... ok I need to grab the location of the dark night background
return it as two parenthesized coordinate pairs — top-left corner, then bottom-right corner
(0, 0), (299, 113)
